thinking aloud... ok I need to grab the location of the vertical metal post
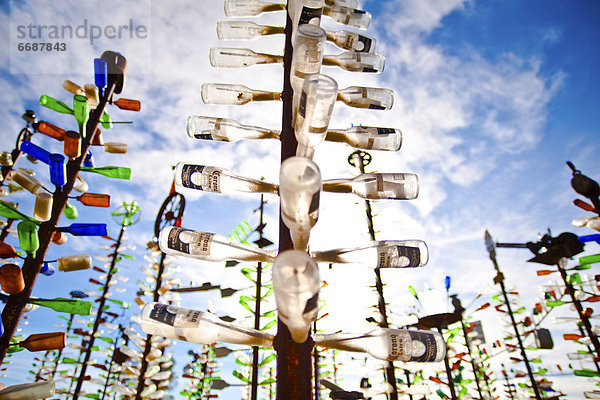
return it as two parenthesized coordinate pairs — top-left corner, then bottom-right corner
(458, 317), (483, 399)
(437, 326), (457, 400)
(501, 363), (515, 400)
(251, 195), (266, 400)
(101, 325), (125, 400)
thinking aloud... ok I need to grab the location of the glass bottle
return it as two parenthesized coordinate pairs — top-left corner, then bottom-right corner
(57, 254), (92, 272)
(292, 0), (324, 36)
(9, 169), (44, 194)
(36, 121), (66, 141)
(49, 153), (66, 189)
(323, 5), (371, 29)
(216, 20), (284, 40)
(113, 98), (141, 111)
(324, 0), (357, 7)
(0, 242), (18, 259)
(295, 74), (338, 158)
(186, 116), (279, 142)
(103, 142), (128, 154)
(140, 302), (274, 347)
(311, 240), (429, 268)
(201, 83), (281, 105)
(56, 223), (108, 237)
(322, 51), (385, 73)
(279, 157), (321, 251)
(224, 0), (285, 17)
(15, 332), (66, 352)
(272, 250), (320, 343)
(0, 380), (55, 399)
(20, 141), (51, 164)
(72, 94), (89, 135)
(158, 226), (277, 262)
(322, 173), (419, 200)
(80, 166), (131, 180)
(28, 298), (93, 315)
(327, 29), (376, 52)
(84, 84), (99, 109)
(338, 86), (394, 110)
(209, 47), (282, 68)
(39, 95), (74, 115)
(63, 202), (78, 220)
(315, 328), (446, 362)
(64, 131), (82, 159)
(63, 80), (84, 96)
(325, 126), (401, 151)
(76, 193), (110, 208)
(290, 24), (327, 105)
(0, 264), (25, 294)
(17, 220), (39, 256)
(0, 152), (12, 167)
(174, 163), (278, 194)
(33, 191), (53, 222)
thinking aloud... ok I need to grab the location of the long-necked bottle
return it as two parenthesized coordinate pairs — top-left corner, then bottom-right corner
(325, 126), (401, 151)
(174, 163), (278, 194)
(322, 51), (385, 73)
(315, 328), (446, 362)
(186, 116), (280, 142)
(209, 47), (282, 68)
(322, 173), (419, 200)
(224, 0), (285, 17)
(338, 86), (394, 110)
(12, 332), (66, 352)
(27, 298), (93, 315)
(55, 223), (108, 237)
(201, 83), (281, 105)
(79, 166), (131, 180)
(311, 240), (428, 268)
(323, 5), (371, 29)
(158, 226), (277, 262)
(140, 303), (274, 347)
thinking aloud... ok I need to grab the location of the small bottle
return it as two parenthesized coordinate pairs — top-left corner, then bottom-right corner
(326, 30), (376, 52)
(113, 98), (141, 111)
(201, 83), (281, 105)
(33, 191), (53, 222)
(159, 226), (277, 262)
(17, 220), (39, 257)
(103, 142), (128, 154)
(224, 0), (285, 17)
(51, 231), (68, 245)
(91, 128), (104, 146)
(0, 242), (18, 259)
(76, 193), (111, 208)
(272, 250), (320, 343)
(216, 20), (284, 40)
(80, 166), (132, 180)
(40, 263), (55, 276)
(315, 328), (446, 362)
(20, 141), (51, 164)
(28, 297), (93, 315)
(0, 379), (55, 399)
(57, 254), (92, 272)
(322, 173), (419, 200)
(0, 264), (25, 294)
(35, 121), (67, 141)
(186, 116), (279, 142)
(140, 302), (274, 347)
(63, 131), (82, 159)
(325, 126), (401, 151)
(0, 152), (13, 167)
(9, 169), (43, 194)
(48, 153), (66, 189)
(174, 163), (278, 194)
(72, 175), (89, 193)
(290, 24), (327, 102)
(323, 5), (371, 29)
(56, 223), (107, 237)
(39, 94), (74, 115)
(311, 240), (429, 268)
(62, 80), (84, 96)
(338, 86), (394, 110)
(322, 51), (385, 73)
(16, 332), (66, 352)
(63, 202), (78, 220)
(209, 47), (282, 68)
(279, 157), (321, 251)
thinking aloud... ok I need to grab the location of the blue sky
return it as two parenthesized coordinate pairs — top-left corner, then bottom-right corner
(0, 0), (599, 398)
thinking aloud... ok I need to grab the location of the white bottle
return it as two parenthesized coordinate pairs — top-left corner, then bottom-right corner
(325, 126), (401, 151)
(322, 173), (419, 200)
(311, 240), (428, 268)
(187, 116), (280, 142)
(174, 163), (278, 194)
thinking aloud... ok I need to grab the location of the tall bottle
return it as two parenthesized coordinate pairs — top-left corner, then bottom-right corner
(140, 303), (273, 347)
(159, 226), (277, 262)
(187, 116), (280, 142)
(272, 250), (320, 343)
(209, 48), (282, 68)
(325, 126), (401, 151)
(323, 5), (371, 29)
(311, 240), (428, 268)
(322, 173), (419, 200)
(322, 51), (385, 73)
(338, 86), (394, 110)
(174, 163), (278, 194)
(315, 328), (446, 362)
(201, 83), (281, 105)
(224, 0), (285, 17)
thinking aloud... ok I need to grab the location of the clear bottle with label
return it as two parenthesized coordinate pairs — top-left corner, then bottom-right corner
(338, 86), (394, 110)
(323, 5), (371, 29)
(140, 302), (274, 347)
(291, 24), (327, 105)
(201, 83), (281, 105)
(174, 163), (278, 195)
(216, 20), (284, 40)
(272, 250), (320, 343)
(158, 226), (277, 262)
(292, 0), (324, 37)
(322, 51), (385, 73)
(0, 379), (55, 399)
(315, 328), (445, 362)
(322, 173), (419, 200)
(209, 48), (282, 68)
(279, 157), (322, 251)
(187, 116), (280, 142)
(295, 74), (338, 158)
(325, 126), (401, 151)
(311, 240), (428, 268)
(224, 0), (285, 17)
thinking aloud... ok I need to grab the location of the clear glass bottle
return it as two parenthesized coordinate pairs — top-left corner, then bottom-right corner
(140, 302), (274, 347)
(322, 173), (419, 200)
(84, 84), (99, 109)
(201, 83), (281, 105)
(279, 157), (322, 251)
(187, 116), (280, 142)
(216, 20), (284, 40)
(322, 51), (385, 73)
(174, 163), (278, 194)
(209, 47), (282, 68)
(292, 0), (324, 36)
(62, 80), (84, 96)
(295, 74), (338, 158)
(0, 380), (55, 399)
(315, 328), (446, 362)
(324, 0), (357, 7)
(311, 240), (428, 268)
(158, 226), (277, 262)
(224, 0), (285, 17)
(9, 169), (43, 194)
(327, 30), (376, 53)
(338, 86), (394, 110)
(103, 142), (128, 154)
(290, 24), (327, 102)
(34, 191), (53, 222)
(325, 126), (401, 151)
(57, 254), (92, 272)
(272, 250), (320, 343)
(323, 5), (371, 29)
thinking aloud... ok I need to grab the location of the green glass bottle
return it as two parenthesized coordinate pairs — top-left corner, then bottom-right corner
(63, 202), (79, 220)
(100, 111), (113, 129)
(17, 220), (39, 256)
(72, 94), (89, 137)
(80, 166), (131, 180)
(28, 298), (93, 315)
(0, 201), (38, 224)
(579, 254), (600, 265)
(39, 95), (74, 115)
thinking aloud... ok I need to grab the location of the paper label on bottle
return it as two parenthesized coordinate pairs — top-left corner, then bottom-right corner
(368, 104), (386, 110)
(377, 128), (395, 135)
(376, 174), (384, 192)
(298, 6), (322, 25)
(377, 246), (421, 268)
(204, 168), (222, 192)
(166, 228), (213, 256)
(353, 8), (367, 14)
(195, 133), (213, 140)
(180, 165), (205, 190)
(309, 190), (320, 213)
(149, 304), (177, 326)
(362, 66), (377, 73)
(408, 331), (438, 362)
(303, 292), (319, 314)
(298, 90), (307, 118)
(358, 35), (373, 52)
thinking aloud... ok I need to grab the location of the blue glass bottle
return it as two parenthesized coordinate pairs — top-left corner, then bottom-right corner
(56, 223), (107, 237)
(20, 141), (51, 164)
(49, 153), (66, 189)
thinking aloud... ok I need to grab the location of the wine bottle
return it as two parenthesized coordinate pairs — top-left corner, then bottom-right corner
(80, 166), (131, 180)
(174, 163), (278, 194)
(0, 264), (25, 294)
(20, 141), (51, 164)
(272, 250), (320, 343)
(322, 51), (385, 73)
(322, 173), (419, 200)
(201, 83), (281, 105)
(216, 20), (284, 40)
(28, 298), (93, 315)
(158, 226), (277, 262)
(75, 193), (110, 208)
(0, 380), (55, 399)
(186, 116), (280, 142)
(209, 48), (282, 68)
(295, 74), (338, 158)
(315, 328), (446, 362)
(338, 86), (394, 110)
(72, 94), (89, 136)
(56, 223), (108, 237)
(279, 157), (321, 251)
(224, 0), (286, 17)
(311, 240), (429, 268)
(323, 5), (371, 29)
(140, 303), (274, 347)
(49, 153), (66, 189)
(13, 332), (66, 352)
(325, 126), (401, 151)
(39, 95), (74, 115)
(290, 24), (327, 104)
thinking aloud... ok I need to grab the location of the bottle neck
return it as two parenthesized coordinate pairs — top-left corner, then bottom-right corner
(322, 179), (353, 193)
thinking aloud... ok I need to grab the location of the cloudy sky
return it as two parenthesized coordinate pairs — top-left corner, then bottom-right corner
(1, 0), (599, 398)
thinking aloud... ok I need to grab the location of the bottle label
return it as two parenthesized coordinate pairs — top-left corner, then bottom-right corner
(309, 190), (320, 213)
(298, 6), (322, 25)
(149, 304), (203, 329)
(303, 292), (319, 314)
(299, 90), (307, 118)
(369, 104), (386, 110)
(180, 165), (222, 192)
(149, 304), (177, 326)
(358, 35), (373, 52)
(167, 228), (214, 256)
(377, 246), (421, 268)
(180, 164), (205, 190)
(195, 133), (213, 140)
(377, 128), (395, 135)
(353, 9), (367, 14)
(408, 331), (438, 362)
(362, 66), (378, 73)
(204, 167), (222, 192)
